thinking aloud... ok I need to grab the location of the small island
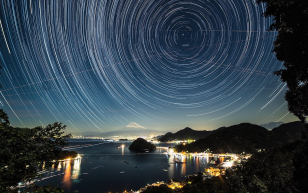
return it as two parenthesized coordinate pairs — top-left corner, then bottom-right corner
(128, 138), (156, 151)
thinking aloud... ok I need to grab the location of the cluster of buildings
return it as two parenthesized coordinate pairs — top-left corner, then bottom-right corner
(204, 167), (226, 177)
(166, 148), (251, 165)
(126, 151), (252, 192)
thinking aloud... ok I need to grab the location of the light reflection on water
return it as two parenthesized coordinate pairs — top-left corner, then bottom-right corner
(168, 155), (174, 178)
(167, 154), (210, 178)
(71, 158), (81, 180)
(181, 156), (186, 176)
(61, 158), (81, 190)
(62, 161), (72, 190)
(56, 153), (213, 189)
(195, 156), (199, 172)
(219, 156), (225, 163)
(35, 141), (214, 192)
(57, 162), (61, 171)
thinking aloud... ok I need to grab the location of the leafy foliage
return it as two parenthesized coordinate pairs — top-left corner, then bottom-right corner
(292, 139), (308, 192)
(143, 184), (174, 193)
(229, 139), (308, 193)
(256, 0), (308, 124)
(54, 151), (78, 160)
(271, 121), (306, 143)
(0, 110), (71, 192)
(183, 176), (230, 193)
(22, 184), (65, 193)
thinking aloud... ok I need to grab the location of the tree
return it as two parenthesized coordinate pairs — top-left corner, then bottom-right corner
(143, 185), (174, 193)
(256, 0), (308, 125)
(228, 139), (308, 192)
(0, 110), (71, 192)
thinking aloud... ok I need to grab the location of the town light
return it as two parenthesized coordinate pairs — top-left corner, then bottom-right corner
(223, 162), (233, 167)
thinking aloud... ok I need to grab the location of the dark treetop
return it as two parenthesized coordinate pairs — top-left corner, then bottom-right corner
(0, 109), (72, 192)
(257, 0), (308, 125)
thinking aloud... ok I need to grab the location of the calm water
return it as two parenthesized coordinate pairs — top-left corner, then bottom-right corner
(34, 139), (212, 193)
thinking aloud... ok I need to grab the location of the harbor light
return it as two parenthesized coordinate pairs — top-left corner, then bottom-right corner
(223, 162), (233, 168)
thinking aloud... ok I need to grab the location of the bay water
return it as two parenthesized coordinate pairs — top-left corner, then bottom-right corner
(35, 139), (211, 192)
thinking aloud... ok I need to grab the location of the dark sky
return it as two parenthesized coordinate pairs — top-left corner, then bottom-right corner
(0, 0), (297, 133)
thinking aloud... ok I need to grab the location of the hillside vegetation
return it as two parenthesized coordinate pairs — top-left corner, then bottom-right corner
(129, 138), (156, 151)
(158, 127), (225, 142)
(175, 122), (305, 153)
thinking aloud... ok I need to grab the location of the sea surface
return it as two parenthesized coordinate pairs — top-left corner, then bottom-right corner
(34, 139), (212, 193)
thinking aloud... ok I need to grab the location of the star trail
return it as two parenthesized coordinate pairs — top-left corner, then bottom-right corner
(0, 0), (297, 132)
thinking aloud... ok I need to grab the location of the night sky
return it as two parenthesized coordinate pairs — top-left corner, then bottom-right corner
(0, 0), (298, 133)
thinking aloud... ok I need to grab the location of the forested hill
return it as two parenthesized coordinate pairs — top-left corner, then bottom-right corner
(158, 127), (226, 142)
(174, 122), (305, 154)
(128, 138), (156, 151)
(271, 121), (306, 144)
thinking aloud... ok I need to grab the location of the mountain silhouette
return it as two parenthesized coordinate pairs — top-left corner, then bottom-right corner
(175, 122), (305, 154)
(158, 126), (226, 142)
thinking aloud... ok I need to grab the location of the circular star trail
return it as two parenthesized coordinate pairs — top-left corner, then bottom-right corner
(0, 0), (294, 131)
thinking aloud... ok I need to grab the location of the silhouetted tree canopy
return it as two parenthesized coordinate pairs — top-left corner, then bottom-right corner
(0, 110), (71, 192)
(257, 0), (308, 125)
(229, 139), (308, 193)
(143, 184), (174, 193)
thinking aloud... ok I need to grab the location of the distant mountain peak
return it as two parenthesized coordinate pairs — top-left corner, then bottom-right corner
(125, 122), (145, 129)
(260, 122), (284, 130)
